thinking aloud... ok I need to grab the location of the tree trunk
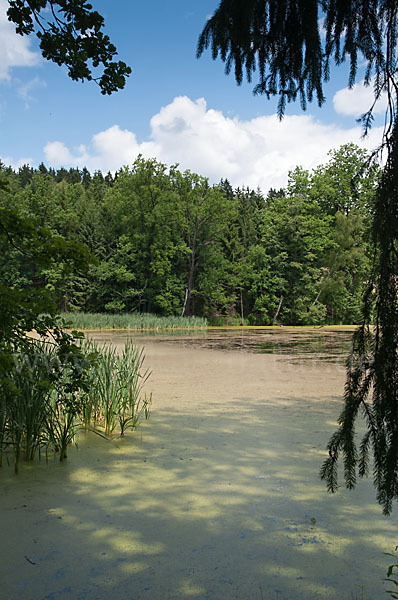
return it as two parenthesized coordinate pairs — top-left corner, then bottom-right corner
(240, 288), (244, 325)
(273, 295), (284, 325)
(181, 288), (189, 317)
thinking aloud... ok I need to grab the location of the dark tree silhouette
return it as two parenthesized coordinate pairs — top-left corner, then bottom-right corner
(7, 0), (131, 94)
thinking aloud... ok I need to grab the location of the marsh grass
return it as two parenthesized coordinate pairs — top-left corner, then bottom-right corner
(82, 339), (151, 436)
(0, 338), (151, 472)
(62, 311), (207, 331)
(2, 348), (54, 472)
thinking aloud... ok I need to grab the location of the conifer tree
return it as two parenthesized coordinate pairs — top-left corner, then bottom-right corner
(198, 0), (398, 513)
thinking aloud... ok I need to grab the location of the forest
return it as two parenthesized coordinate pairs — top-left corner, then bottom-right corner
(0, 143), (380, 326)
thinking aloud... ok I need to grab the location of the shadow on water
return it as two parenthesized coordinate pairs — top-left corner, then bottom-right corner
(1, 404), (394, 599)
(1, 328), (391, 600)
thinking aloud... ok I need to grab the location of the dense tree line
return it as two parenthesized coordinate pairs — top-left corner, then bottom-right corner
(0, 144), (379, 326)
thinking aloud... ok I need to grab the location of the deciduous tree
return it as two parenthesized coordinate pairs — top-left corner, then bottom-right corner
(7, 0), (131, 94)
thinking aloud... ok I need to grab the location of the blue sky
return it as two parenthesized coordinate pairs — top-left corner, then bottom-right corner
(0, 0), (387, 191)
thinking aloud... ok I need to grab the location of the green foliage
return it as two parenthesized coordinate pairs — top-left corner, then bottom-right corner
(318, 211), (370, 323)
(170, 166), (237, 316)
(0, 206), (90, 344)
(7, 0), (131, 94)
(311, 145), (379, 218)
(0, 149), (376, 326)
(258, 189), (334, 324)
(0, 186), (97, 470)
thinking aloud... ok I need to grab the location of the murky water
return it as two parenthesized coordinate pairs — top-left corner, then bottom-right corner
(1, 327), (394, 600)
(93, 326), (355, 364)
(171, 327), (352, 359)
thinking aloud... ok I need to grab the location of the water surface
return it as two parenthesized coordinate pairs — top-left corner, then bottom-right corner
(1, 327), (393, 600)
(94, 326), (355, 364)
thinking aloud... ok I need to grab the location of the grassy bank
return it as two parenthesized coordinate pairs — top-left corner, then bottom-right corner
(62, 312), (207, 331)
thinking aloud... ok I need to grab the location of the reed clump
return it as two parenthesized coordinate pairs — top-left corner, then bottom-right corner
(0, 338), (151, 472)
(61, 311), (207, 331)
(81, 339), (151, 437)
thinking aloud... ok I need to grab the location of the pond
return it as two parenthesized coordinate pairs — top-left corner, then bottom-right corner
(91, 325), (355, 362)
(142, 326), (354, 360)
(0, 327), (395, 600)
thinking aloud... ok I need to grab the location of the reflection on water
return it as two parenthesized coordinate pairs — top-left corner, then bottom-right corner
(120, 327), (355, 364)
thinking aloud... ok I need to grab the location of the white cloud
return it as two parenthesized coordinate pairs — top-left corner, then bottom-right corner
(333, 78), (388, 117)
(42, 96), (384, 191)
(1, 154), (33, 169)
(91, 125), (158, 171)
(44, 126), (158, 171)
(17, 76), (46, 106)
(0, 0), (40, 80)
(318, 17), (326, 39)
(44, 141), (89, 167)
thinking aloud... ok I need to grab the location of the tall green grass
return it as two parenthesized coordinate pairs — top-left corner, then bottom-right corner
(61, 311), (207, 331)
(81, 339), (151, 436)
(0, 338), (151, 472)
